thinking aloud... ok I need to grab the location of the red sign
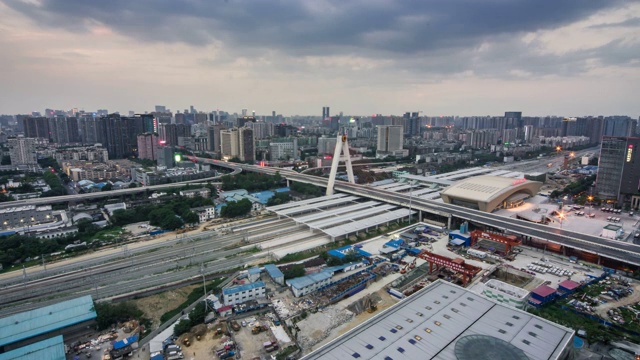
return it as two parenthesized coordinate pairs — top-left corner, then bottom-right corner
(511, 178), (526, 186)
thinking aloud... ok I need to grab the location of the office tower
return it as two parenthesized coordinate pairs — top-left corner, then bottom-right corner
(274, 124), (297, 137)
(272, 111), (276, 120)
(46, 116), (80, 144)
(270, 138), (298, 161)
(155, 105), (166, 113)
(242, 109), (248, 117)
(504, 111), (523, 141)
(220, 127), (255, 162)
(22, 116), (50, 139)
(239, 127), (255, 162)
(156, 146), (174, 168)
(97, 109), (109, 117)
(195, 113), (208, 124)
(404, 112), (421, 137)
(246, 121), (272, 140)
(376, 125), (403, 157)
(235, 116), (256, 128)
(8, 137), (37, 165)
(207, 124), (224, 153)
(159, 124), (191, 146)
(220, 128), (239, 159)
(190, 105), (195, 114)
(588, 117), (604, 144)
(174, 112), (185, 125)
(317, 136), (338, 155)
(603, 116), (637, 137)
(596, 136), (640, 207)
(330, 116), (340, 132)
(322, 106), (330, 120)
(102, 114), (130, 158)
(137, 133), (158, 160)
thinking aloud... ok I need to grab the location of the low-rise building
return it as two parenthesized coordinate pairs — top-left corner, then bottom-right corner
(0, 205), (53, 230)
(481, 279), (530, 309)
(180, 188), (211, 198)
(222, 281), (266, 306)
(264, 264), (285, 285)
(191, 206), (215, 223)
(33, 226), (79, 240)
(286, 271), (332, 297)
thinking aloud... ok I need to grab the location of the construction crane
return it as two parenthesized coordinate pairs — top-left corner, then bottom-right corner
(416, 251), (482, 286)
(470, 230), (521, 254)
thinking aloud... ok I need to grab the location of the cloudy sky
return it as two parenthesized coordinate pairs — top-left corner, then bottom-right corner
(0, 0), (639, 117)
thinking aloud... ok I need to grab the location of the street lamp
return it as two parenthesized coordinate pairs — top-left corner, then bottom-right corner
(587, 196), (594, 216)
(559, 212), (565, 229)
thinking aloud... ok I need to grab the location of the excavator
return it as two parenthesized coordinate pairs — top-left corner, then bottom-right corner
(400, 259), (417, 274)
(364, 297), (378, 314)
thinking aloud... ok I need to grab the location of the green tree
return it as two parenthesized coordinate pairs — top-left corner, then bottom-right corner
(182, 211), (200, 225)
(267, 192), (290, 206)
(94, 302), (145, 330)
(220, 198), (252, 218)
(0, 155), (10, 165)
(101, 183), (113, 192)
(283, 264), (305, 280)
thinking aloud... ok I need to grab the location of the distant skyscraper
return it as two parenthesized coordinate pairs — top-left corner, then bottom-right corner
(376, 125), (404, 158)
(220, 127), (254, 162)
(156, 146), (174, 168)
(322, 106), (330, 120)
(8, 137), (37, 165)
(155, 105), (166, 113)
(236, 116), (256, 128)
(220, 128), (239, 160)
(596, 136), (640, 207)
(242, 109), (248, 117)
(239, 127), (255, 163)
(603, 116), (637, 137)
(190, 105), (195, 114)
(137, 133), (158, 161)
(159, 123), (191, 146)
(504, 111), (523, 141)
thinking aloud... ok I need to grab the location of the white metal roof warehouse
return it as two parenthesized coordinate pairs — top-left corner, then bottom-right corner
(303, 280), (574, 360)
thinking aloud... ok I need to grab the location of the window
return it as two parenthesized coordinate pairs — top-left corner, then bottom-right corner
(450, 290), (457, 294)
(397, 347), (405, 353)
(443, 314), (451, 319)
(528, 332), (537, 338)
(416, 312), (423, 317)
(425, 306), (432, 310)
(425, 328), (432, 333)
(442, 295), (449, 299)
(352, 353), (361, 358)
(434, 321), (441, 326)
(522, 339), (531, 345)
(451, 308), (459, 313)
(408, 339), (416, 345)
(460, 302), (467, 307)
(498, 329), (506, 334)
(384, 357), (393, 360)
(365, 344), (374, 350)
(512, 315), (520, 320)
(534, 324), (543, 330)
(379, 336), (386, 341)
(406, 319), (414, 323)
(434, 300), (441, 304)
(506, 322), (513, 327)
(414, 335), (422, 341)
(467, 297), (475, 301)
(396, 325), (403, 330)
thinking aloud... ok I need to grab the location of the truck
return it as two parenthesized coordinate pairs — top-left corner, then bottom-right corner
(265, 344), (279, 353)
(230, 321), (241, 332)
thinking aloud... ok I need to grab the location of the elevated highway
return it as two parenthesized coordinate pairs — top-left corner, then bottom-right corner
(3, 156), (640, 267)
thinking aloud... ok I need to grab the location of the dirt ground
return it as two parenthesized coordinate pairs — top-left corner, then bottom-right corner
(595, 282), (640, 318)
(177, 323), (231, 360)
(132, 285), (200, 329)
(337, 290), (399, 336)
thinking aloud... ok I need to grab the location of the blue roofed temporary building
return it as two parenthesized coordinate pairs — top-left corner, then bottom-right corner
(150, 353), (165, 360)
(449, 238), (466, 246)
(249, 191), (276, 205)
(264, 264), (285, 285)
(286, 272), (333, 297)
(0, 336), (65, 360)
(274, 187), (290, 193)
(222, 281), (266, 306)
(449, 230), (471, 247)
(247, 267), (261, 282)
(113, 334), (139, 350)
(0, 295), (96, 351)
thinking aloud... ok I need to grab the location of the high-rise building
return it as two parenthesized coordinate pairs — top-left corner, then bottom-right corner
(523, 125), (534, 143)
(270, 138), (298, 161)
(155, 105), (166, 113)
(241, 109), (248, 117)
(404, 112), (421, 137)
(322, 106), (330, 120)
(137, 133), (158, 161)
(159, 124), (191, 146)
(317, 136), (338, 155)
(246, 121), (273, 139)
(220, 128), (239, 160)
(376, 125), (404, 158)
(236, 116), (256, 128)
(220, 127), (255, 162)
(596, 136), (640, 208)
(207, 124), (225, 153)
(8, 137), (37, 165)
(156, 146), (174, 168)
(22, 117), (50, 140)
(47, 116), (81, 144)
(239, 127), (255, 163)
(603, 116), (637, 137)
(504, 111), (523, 141)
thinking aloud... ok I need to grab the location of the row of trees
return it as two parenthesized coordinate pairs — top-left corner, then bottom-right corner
(220, 198), (252, 218)
(220, 172), (282, 192)
(290, 181), (323, 196)
(111, 195), (212, 230)
(550, 175), (596, 199)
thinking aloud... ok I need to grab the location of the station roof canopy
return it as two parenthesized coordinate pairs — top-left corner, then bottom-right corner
(303, 280), (574, 360)
(0, 335), (65, 360)
(0, 296), (96, 348)
(440, 175), (543, 212)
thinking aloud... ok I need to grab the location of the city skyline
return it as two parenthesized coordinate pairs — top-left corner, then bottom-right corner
(0, 1), (639, 116)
